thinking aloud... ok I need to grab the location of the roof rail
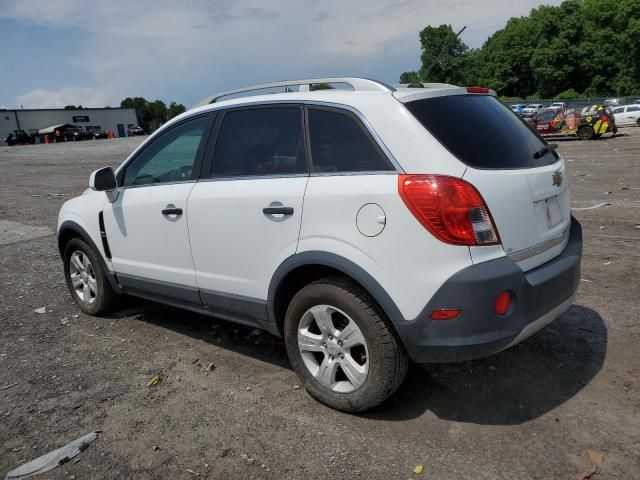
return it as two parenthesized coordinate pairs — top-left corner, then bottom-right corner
(193, 77), (395, 107)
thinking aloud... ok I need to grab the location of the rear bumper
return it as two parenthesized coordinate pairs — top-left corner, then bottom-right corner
(396, 217), (582, 363)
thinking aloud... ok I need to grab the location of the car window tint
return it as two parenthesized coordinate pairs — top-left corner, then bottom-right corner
(612, 107), (624, 114)
(405, 95), (557, 169)
(627, 106), (640, 112)
(210, 108), (306, 177)
(307, 109), (392, 173)
(122, 116), (208, 187)
(538, 112), (556, 121)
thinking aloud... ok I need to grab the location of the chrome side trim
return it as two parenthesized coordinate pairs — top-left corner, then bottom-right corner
(508, 226), (570, 263)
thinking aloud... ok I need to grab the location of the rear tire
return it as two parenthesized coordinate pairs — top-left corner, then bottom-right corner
(63, 238), (119, 315)
(578, 126), (595, 140)
(284, 276), (408, 412)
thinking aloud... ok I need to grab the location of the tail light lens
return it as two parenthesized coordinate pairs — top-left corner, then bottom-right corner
(398, 175), (500, 246)
(466, 86), (490, 94)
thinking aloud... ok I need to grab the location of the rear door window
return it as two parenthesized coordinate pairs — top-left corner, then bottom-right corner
(307, 108), (393, 173)
(209, 107), (306, 178)
(405, 95), (558, 169)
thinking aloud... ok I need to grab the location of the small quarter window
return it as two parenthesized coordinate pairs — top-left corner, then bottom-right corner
(210, 107), (306, 177)
(122, 116), (208, 187)
(307, 108), (392, 173)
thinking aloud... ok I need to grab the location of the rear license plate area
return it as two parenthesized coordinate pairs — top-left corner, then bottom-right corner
(544, 195), (562, 228)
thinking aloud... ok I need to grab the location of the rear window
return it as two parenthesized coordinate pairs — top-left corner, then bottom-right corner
(405, 95), (558, 169)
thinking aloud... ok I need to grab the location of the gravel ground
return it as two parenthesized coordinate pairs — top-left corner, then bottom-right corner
(0, 130), (639, 479)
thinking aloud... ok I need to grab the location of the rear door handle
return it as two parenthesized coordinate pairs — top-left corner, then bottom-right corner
(162, 207), (183, 215)
(263, 206), (294, 215)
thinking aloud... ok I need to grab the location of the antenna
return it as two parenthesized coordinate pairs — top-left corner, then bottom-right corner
(423, 25), (467, 81)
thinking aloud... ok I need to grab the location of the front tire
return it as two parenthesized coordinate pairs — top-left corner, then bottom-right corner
(284, 276), (408, 412)
(63, 238), (119, 315)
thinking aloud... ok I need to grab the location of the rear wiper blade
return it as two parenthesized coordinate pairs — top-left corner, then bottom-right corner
(533, 143), (557, 159)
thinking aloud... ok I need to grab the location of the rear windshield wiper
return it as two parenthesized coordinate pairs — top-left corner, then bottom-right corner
(533, 143), (557, 159)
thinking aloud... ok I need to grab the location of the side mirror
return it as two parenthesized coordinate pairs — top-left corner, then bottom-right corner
(89, 167), (119, 203)
(89, 167), (117, 191)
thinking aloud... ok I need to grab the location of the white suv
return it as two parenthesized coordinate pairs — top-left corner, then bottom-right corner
(57, 78), (582, 412)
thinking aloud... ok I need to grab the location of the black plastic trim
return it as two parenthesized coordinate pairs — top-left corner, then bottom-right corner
(97, 211), (111, 260)
(200, 289), (269, 323)
(268, 251), (405, 329)
(396, 217), (583, 363)
(117, 273), (201, 304)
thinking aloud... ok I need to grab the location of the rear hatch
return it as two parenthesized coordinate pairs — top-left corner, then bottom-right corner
(403, 94), (571, 271)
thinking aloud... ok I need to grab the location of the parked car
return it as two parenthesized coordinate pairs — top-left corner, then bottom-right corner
(57, 77), (582, 412)
(548, 102), (567, 111)
(127, 125), (145, 136)
(611, 105), (640, 127)
(3, 129), (35, 146)
(61, 126), (92, 141)
(521, 103), (545, 115)
(525, 105), (617, 140)
(91, 129), (109, 139)
(510, 103), (527, 115)
(604, 98), (622, 108)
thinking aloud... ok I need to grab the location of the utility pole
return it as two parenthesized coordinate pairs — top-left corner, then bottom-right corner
(423, 25), (467, 82)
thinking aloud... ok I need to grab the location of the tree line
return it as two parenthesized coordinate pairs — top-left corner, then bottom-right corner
(400, 0), (640, 99)
(120, 97), (186, 131)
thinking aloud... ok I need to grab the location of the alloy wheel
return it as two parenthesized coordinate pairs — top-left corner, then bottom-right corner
(297, 304), (369, 393)
(69, 251), (97, 304)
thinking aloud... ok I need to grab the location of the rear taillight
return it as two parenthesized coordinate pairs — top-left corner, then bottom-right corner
(398, 175), (500, 246)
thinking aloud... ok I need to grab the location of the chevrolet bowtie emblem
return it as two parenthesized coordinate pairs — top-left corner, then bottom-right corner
(552, 170), (563, 187)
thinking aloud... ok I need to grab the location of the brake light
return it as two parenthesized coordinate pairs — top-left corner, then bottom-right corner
(600, 115), (608, 122)
(466, 86), (490, 94)
(398, 175), (500, 246)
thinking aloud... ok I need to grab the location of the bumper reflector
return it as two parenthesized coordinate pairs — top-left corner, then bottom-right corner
(429, 309), (461, 320)
(495, 291), (511, 315)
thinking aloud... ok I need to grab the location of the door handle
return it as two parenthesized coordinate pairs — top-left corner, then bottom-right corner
(263, 206), (294, 215)
(162, 207), (183, 215)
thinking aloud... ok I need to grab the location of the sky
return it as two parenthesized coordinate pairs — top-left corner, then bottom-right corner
(0, 0), (562, 109)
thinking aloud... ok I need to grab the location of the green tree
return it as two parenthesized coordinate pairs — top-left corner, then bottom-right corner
(167, 101), (186, 119)
(402, 0), (640, 98)
(120, 97), (187, 131)
(400, 25), (470, 84)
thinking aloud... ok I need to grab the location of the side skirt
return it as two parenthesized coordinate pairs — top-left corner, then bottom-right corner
(116, 274), (279, 336)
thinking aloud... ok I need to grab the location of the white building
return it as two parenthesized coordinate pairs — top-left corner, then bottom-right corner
(1, 107), (138, 144)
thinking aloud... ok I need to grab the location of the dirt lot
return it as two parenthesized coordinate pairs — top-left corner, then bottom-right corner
(1, 130), (639, 479)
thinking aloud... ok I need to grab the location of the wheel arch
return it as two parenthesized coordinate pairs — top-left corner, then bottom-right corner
(267, 251), (405, 337)
(58, 221), (122, 293)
